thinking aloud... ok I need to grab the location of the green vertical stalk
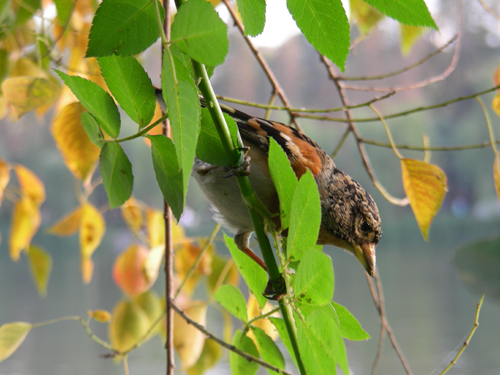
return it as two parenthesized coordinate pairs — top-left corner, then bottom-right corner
(192, 60), (306, 375)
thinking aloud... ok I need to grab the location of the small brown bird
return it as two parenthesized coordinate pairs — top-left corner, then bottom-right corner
(156, 91), (381, 282)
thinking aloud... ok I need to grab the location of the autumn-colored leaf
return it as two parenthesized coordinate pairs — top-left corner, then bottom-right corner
(494, 154), (500, 205)
(350, 0), (384, 35)
(134, 291), (163, 339)
(0, 322), (32, 362)
(174, 301), (207, 371)
(81, 256), (94, 284)
(14, 164), (45, 206)
(494, 63), (500, 89)
(27, 245), (52, 297)
(79, 202), (105, 258)
(186, 339), (222, 375)
(52, 102), (100, 180)
(143, 245), (164, 285)
(175, 242), (213, 296)
(9, 198), (41, 261)
(47, 206), (82, 236)
(109, 299), (150, 353)
(121, 197), (143, 233)
(246, 294), (279, 343)
(206, 255), (239, 295)
(112, 244), (153, 297)
(400, 24), (426, 56)
(146, 208), (185, 248)
(493, 93), (500, 117)
(143, 102), (164, 147)
(2, 76), (60, 119)
(0, 157), (10, 207)
(401, 158), (447, 240)
(88, 309), (112, 323)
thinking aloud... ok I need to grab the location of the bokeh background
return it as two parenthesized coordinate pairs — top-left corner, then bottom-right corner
(1, 0), (500, 374)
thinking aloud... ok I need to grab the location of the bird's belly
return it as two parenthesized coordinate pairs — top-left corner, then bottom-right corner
(192, 157), (278, 234)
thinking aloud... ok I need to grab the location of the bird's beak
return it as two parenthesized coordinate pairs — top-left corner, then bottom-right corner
(353, 243), (376, 277)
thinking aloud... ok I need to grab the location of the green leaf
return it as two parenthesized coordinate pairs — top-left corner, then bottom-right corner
(16, 0), (40, 25)
(98, 55), (155, 128)
(230, 330), (259, 375)
(80, 112), (105, 148)
(149, 135), (184, 221)
(250, 326), (285, 374)
(224, 233), (268, 309)
(171, 0), (229, 66)
(268, 138), (298, 229)
(99, 143), (133, 208)
(286, 170), (321, 262)
(295, 249), (334, 305)
(295, 305), (348, 375)
(86, 0), (164, 57)
(55, 71), (121, 138)
(214, 284), (248, 322)
(269, 317), (298, 368)
(53, 0), (73, 25)
(363, 0), (437, 29)
(0, 322), (31, 362)
(197, 108), (239, 166)
(27, 245), (52, 297)
(287, 0), (349, 72)
(331, 301), (370, 341)
(161, 47), (200, 198)
(237, 0), (266, 37)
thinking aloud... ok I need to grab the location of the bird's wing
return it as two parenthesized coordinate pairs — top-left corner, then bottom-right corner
(219, 104), (323, 178)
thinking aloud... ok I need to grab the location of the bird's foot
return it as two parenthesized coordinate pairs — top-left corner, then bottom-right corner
(222, 147), (251, 178)
(263, 276), (286, 301)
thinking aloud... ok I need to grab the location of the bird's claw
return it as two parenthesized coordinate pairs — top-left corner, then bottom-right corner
(222, 147), (251, 178)
(263, 276), (286, 301)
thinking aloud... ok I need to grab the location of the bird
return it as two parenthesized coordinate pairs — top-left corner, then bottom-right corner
(155, 89), (382, 296)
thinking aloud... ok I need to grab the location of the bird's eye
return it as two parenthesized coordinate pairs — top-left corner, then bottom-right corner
(360, 221), (371, 233)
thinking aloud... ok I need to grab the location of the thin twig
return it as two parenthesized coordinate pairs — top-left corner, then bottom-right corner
(169, 299), (293, 375)
(360, 138), (499, 151)
(477, 0), (500, 20)
(438, 294), (485, 375)
(221, 0), (301, 130)
(340, 2), (462, 92)
(341, 35), (458, 82)
(475, 97), (498, 154)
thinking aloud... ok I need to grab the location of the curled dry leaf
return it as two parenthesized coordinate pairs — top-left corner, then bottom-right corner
(52, 102), (100, 180)
(80, 202), (105, 283)
(88, 309), (112, 323)
(401, 158), (447, 240)
(174, 301), (207, 371)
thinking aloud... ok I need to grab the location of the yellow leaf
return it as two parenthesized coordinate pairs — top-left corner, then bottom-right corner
(207, 255), (239, 295)
(121, 197), (144, 232)
(401, 159), (447, 240)
(146, 209), (165, 248)
(134, 291), (163, 339)
(80, 202), (105, 258)
(109, 299), (150, 353)
(88, 309), (112, 323)
(144, 102), (166, 147)
(14, 164), (45, 206)
(27, 245), (52, 297)
(0, 322), (32, 362)
(112, 244), (153, 297)
(52, 102), (100, 180)
(400, 25), (426, 56)
(350, 0), (384, 35)
(81, 256), (94, 284)
(2, 76), (60, 119)
(9, 198), (40, 261)
(143, 245), (164, 285)
(175, 242), (213, 296)
(492, 93), (500, 117)
(47, 206), (82, 236)
(174, 301), (207, 371)
(494, 154), (500, 205)
(0, 157), (10, 207)
(11, 58), (48, 79)
(246, 294), (279, 343)
(187, 339), (222, 375)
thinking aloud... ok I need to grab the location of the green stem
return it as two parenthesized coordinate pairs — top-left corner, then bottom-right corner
(192, 60), (306, 375)
(103, 113), (169, 143)
(475, 97), (498, 154)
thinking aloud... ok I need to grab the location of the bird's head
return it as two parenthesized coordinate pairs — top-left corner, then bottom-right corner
(317, 168), (381, 276)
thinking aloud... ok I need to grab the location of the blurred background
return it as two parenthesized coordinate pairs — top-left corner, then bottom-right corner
(1, 0), (500, 374)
